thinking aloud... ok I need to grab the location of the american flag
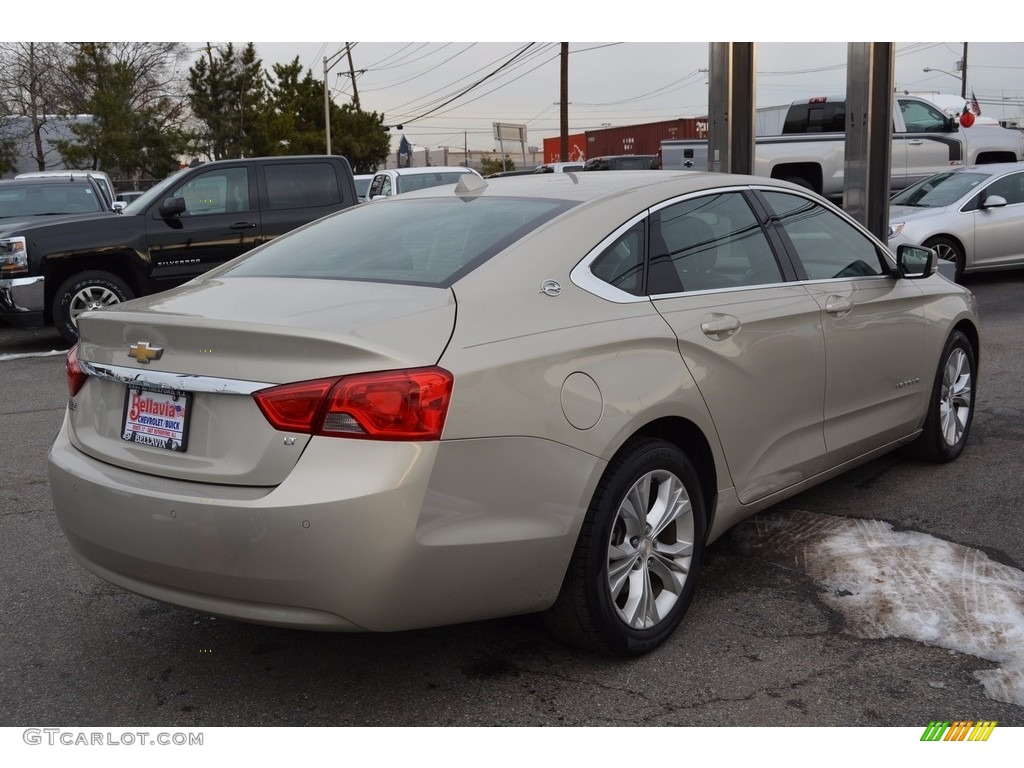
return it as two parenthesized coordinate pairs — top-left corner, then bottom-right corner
(971, 91), (982, 116)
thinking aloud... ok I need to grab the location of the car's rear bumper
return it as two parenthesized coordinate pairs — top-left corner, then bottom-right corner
(48, 414), (603, 632)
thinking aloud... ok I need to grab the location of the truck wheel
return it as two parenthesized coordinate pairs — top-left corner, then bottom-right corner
(52, 271), (134, 345)
(923, 236), (965, 282)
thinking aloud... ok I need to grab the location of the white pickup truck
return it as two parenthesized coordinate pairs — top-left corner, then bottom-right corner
(661, 95), (1024, 196)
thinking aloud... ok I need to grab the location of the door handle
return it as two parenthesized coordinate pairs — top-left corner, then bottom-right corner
(907, 139), (923, 145)
(700, 313), (740, 339)
(230, 222), (257, 230)
(825, 296), (853, 315)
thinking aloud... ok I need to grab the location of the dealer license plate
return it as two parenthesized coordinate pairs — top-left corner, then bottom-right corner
(121, 386), (191, 452)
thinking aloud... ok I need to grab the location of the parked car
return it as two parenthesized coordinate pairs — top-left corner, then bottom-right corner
(354, 173), (373, 202)
(582, 155), (659, 171)
(888, 162), (1024, 281)
(0, 155), (360, 343)
(365, 166), (481, 200)
(534, 162), (584, 173)
(0, 176), (112, 221)
(115, 190), (146, 204)
(49, 171), (978, 657)
(16, 169), (116, 209)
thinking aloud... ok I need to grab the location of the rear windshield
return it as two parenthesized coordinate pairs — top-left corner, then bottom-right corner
(222, 196), (575, 287)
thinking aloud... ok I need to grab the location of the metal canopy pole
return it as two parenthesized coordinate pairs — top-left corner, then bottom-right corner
(707, 43), (756, 176)
(844, 43), (895, 240)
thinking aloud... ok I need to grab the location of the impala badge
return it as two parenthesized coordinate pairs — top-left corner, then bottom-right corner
(127, 341), (164, 364)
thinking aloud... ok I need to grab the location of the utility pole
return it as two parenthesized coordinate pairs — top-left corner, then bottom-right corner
(960, 42), (968, 99)
(345, 42), (361, 110)
(560, 43), (569, 162)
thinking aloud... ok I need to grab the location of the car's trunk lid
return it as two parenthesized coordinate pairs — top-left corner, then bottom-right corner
(68, 277), (456, 486)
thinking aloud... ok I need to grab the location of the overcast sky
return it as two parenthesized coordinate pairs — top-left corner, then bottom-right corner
(29, 3), (1024, 153)
(243, 41), (1024, 152)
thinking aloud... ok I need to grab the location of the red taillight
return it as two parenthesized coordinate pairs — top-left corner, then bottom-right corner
(66, 344), (87, 397)
(253, 367), (453, 441)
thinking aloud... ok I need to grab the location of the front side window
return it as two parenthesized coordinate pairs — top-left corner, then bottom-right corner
(172, 167), (249, 216)
(762, 191), (888, 280)
(899, 100), (949, 133)
(979, 171), (1024, 206)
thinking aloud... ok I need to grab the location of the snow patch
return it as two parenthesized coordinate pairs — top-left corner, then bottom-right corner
(733, 510), (1024, 707)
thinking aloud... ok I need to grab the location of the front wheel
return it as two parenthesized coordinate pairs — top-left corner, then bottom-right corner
(545, 438), (706, 656)
(911, 330), (976, 463)
(923, 236), (965, 282)
(52, 270), (134, 345)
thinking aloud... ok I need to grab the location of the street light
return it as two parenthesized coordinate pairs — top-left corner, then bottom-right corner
(922, 66), (966, 99)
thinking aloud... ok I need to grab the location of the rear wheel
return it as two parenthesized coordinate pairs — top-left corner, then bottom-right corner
(52, 270), (134, 345)
(545, 438), (706, 656)
(923, 236), (965, 282)
(911, 330), (976, 463)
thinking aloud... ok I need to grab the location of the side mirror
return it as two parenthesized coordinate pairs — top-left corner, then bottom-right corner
(981, 194), (1008, 209)
(158, 197), (187, 218)
(897, 244), (937, 279)
(111, 201), (126, 213)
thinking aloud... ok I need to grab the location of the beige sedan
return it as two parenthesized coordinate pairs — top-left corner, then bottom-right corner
(49, 171), (979, 656)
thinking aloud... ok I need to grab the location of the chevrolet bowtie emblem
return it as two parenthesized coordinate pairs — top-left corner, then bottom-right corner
(127, 341), (164, 364)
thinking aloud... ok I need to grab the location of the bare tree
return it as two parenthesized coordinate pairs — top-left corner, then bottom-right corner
(0, 42), (67, 171)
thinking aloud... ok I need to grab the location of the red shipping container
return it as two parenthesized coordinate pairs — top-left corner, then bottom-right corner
(543, 119), (706, 163)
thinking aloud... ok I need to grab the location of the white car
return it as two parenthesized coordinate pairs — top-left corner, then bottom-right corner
(366, 167), (480, 200)
(353, 174), (373, 202)
(888, 162), (1024, 282)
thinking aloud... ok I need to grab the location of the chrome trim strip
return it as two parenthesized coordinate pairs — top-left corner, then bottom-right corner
(80, 361), (272, 395)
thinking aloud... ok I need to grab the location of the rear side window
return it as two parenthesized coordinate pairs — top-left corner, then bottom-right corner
(648, 192), (783, 294)
(265, 163), (342, 210)
(783, 103), (846, 133)
(223, 196), (575, 287)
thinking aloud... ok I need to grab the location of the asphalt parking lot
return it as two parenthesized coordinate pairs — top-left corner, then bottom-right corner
(1, 271), (1022, 729)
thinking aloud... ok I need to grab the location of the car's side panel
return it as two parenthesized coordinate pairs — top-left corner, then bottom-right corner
(801, 276), (933, 466)
(655, 285), (828, 504)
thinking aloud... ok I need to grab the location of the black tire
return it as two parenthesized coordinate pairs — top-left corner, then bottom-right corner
(545, 438), (707, 656)
(910, 330), (976, 463)
(52, 270), (134, 345)
(923, 235), (965, 283)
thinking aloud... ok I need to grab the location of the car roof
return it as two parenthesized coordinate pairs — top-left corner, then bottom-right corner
(385, 169), (805, 206)
(378, 166), (476, 175)
(1, 175), (101, 186)
(949, 161), (1024, 175)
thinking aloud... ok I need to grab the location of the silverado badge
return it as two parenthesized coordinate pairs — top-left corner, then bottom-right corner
(127, 341), (164, 364)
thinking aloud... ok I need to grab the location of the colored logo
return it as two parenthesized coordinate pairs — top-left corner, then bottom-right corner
(127, 341), (164, 364)
(921, 721), (997, 742)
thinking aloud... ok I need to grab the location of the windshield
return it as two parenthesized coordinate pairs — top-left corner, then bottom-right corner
(221, 196), (575, 287)
(891, 171), (990, 208)
(0, 181), (107, 218)
(119, 167), (191, 214)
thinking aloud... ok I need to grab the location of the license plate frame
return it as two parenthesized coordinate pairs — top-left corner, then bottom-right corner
(120, 385), (191, 452)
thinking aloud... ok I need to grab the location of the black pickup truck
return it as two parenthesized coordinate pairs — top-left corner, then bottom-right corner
(0, 155), (360, 343)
